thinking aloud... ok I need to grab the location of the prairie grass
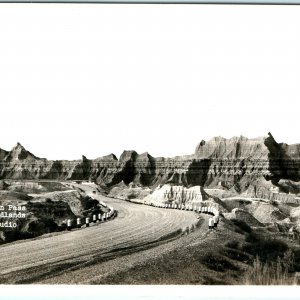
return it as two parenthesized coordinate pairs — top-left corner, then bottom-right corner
(243, 250), (297, 285)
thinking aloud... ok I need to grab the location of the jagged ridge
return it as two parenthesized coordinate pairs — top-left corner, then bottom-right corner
(0, 134), (299, 197)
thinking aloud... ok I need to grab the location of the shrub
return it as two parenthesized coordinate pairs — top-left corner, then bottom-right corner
(289, 249), (300, 272)
(225, 240), (240, 250)
(243, 252), (296, 285)
(81, 195), (99, 210)
(270, 200), (278, 206)
(201, 253), (239, 272)
(223, 248), (251, 263)
(243, 235), (288, 263)
(232, 219), (252, 234)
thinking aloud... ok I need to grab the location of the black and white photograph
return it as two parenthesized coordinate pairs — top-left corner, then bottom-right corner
(0, 2), (300, 293)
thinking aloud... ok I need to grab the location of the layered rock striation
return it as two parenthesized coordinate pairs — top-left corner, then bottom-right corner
(144, 185), (207, 205)
(0, 133), (299, 198)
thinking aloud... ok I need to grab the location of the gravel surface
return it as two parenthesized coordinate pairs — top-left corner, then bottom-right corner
(0, 184), (205, 284)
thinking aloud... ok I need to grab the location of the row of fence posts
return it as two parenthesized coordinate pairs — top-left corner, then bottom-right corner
(66, 205), (115, 231)
(144, 201), (220, 230)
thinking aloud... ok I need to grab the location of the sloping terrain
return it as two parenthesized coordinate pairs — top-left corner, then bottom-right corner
(0, 182), (299, 284)
(0, 193), (201, 284)
(0, 181), (103, 243)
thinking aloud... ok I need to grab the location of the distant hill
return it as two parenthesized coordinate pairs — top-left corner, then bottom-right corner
(0, 133), (299, 198)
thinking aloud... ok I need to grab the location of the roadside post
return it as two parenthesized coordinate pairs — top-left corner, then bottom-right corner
(67, 219), (72, 231)
(209, 218), (214, 229)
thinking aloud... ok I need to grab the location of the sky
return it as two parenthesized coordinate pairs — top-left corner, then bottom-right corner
(0, 5), (299, 160)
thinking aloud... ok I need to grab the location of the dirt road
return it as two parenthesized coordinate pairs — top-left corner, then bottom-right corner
(0, 185), (207, 284)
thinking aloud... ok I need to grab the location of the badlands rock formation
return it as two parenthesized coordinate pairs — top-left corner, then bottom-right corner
(0, 133), (299, 201)
(143, 185), (206, 205)
(142, 184), (226, 211)
(195, 133), (300, 186)
(0, 181), (105, 243)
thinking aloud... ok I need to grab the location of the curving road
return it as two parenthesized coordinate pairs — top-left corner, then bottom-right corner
(0, 185), (205, 284)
